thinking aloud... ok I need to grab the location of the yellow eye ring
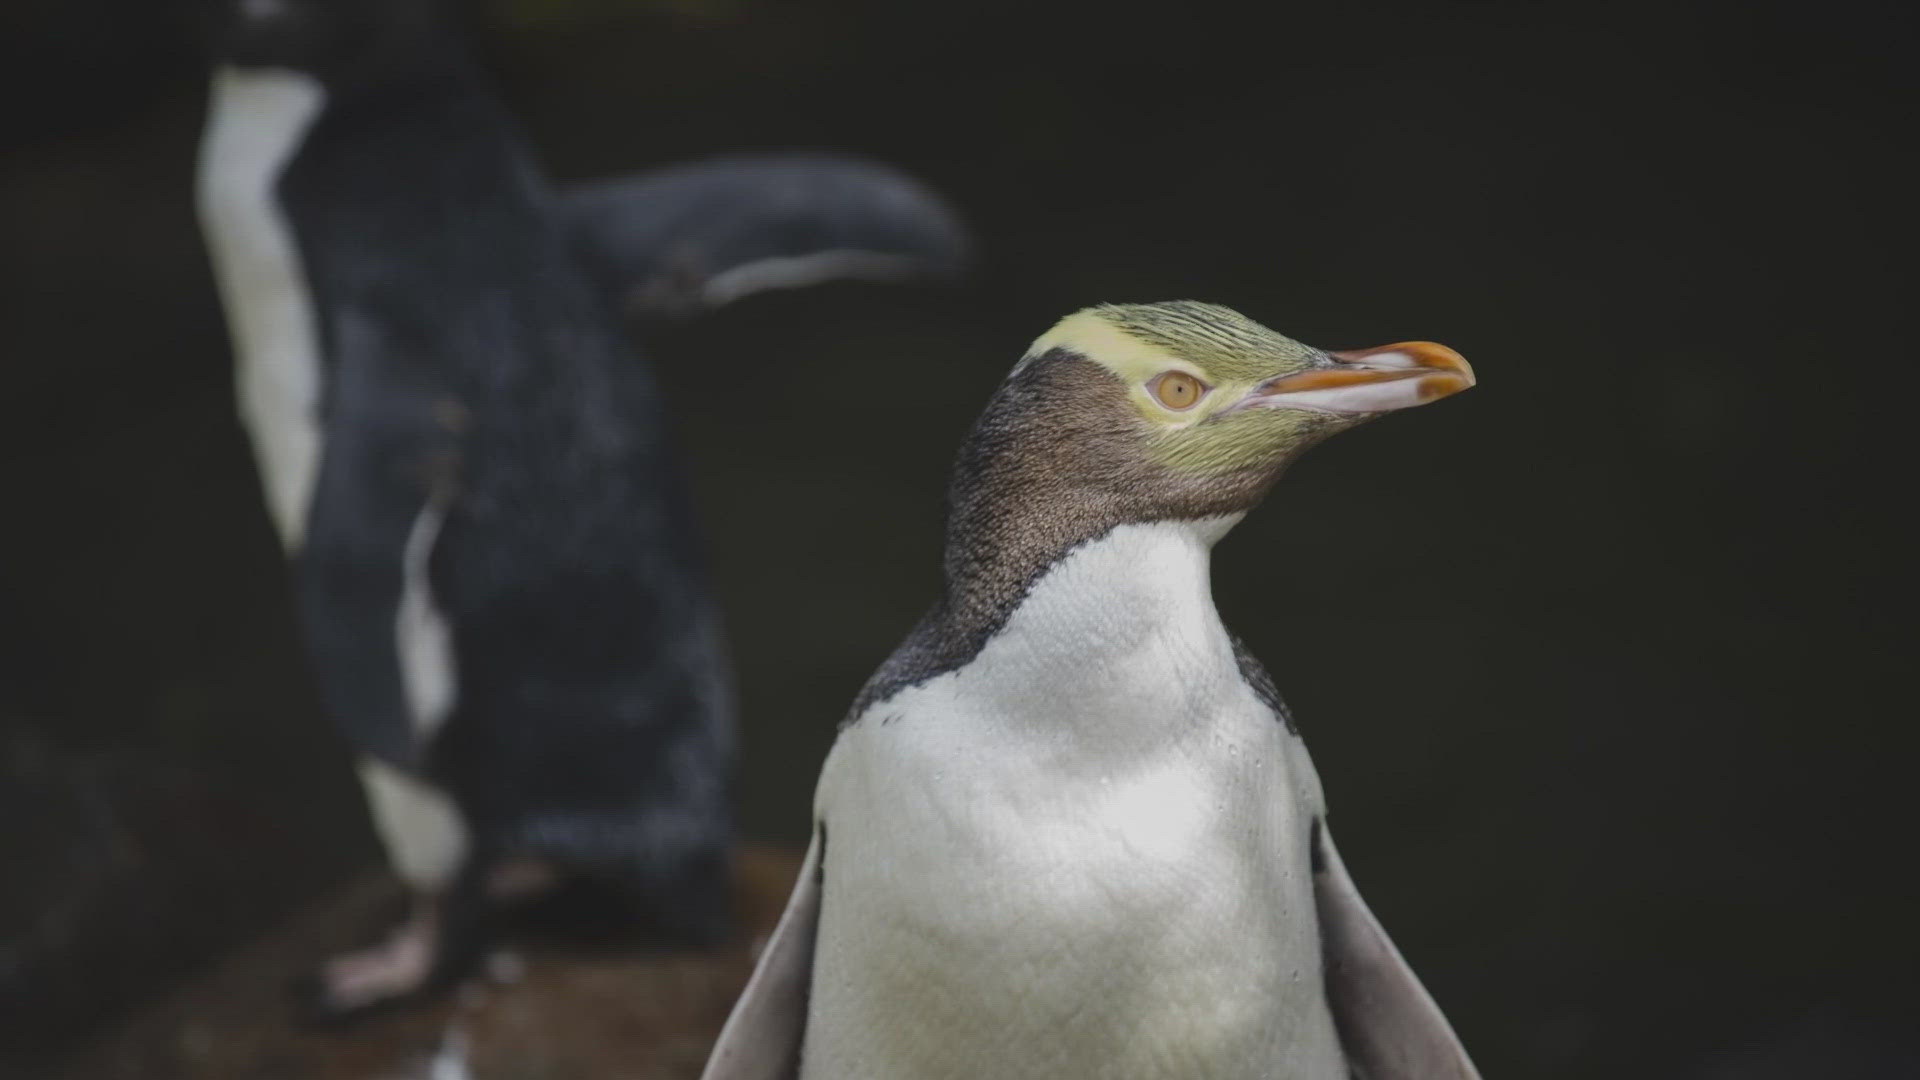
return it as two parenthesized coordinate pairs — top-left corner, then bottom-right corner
(1149, 370), (1208, 411)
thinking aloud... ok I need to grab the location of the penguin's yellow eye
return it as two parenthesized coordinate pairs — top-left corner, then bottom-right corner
(1150, 371), (1208, 411)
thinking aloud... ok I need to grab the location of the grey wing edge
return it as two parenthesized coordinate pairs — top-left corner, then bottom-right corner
(701, 828), (825, 1080)
(562, 152), (969, 319)
(1313, 821), (1482, 1080)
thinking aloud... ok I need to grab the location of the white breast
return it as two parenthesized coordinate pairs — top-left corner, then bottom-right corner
(196, 65), (326, 550)
(806, 520), (1346, 1080)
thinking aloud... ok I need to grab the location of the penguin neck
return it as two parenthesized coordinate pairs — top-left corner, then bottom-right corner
(932, 353), (1268, 669)
(847, 352), (1273, 722)
(941, 516), (1242, 719)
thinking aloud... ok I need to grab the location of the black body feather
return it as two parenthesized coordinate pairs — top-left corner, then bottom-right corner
(281, 41), (734, 909)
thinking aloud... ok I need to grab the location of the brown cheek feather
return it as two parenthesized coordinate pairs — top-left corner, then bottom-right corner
(943, 358), (1277, 619)
(850, 349), (1293, 719)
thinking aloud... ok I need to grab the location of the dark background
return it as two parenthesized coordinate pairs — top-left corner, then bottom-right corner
(2, 0), (1913, 1075)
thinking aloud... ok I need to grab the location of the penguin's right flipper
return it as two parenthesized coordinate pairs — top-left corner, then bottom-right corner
(700, 829), (823, 1080)
(296, 306), (458, 768)
(1312, 821), (1482, 1080)
(561, 153), (968, 319)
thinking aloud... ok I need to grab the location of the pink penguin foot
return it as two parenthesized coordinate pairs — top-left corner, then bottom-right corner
(301, 903), (440, 1019)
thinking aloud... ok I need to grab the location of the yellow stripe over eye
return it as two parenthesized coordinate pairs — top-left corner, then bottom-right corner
(1150, 370), (1208, 411)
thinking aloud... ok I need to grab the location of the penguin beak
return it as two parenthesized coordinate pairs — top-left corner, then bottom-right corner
(1245, 342), (1475, 414)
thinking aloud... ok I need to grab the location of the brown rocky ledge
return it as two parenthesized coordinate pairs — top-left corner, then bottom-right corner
(54, 844), (803, 1080)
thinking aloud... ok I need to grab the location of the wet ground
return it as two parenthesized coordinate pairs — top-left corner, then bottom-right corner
(52, 845), (801, 1080)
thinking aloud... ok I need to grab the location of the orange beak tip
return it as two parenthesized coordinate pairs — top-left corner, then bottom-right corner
(1418, 373), (1469, 401)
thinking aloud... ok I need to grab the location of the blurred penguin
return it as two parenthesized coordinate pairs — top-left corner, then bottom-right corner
(195, 0), (966, 1016)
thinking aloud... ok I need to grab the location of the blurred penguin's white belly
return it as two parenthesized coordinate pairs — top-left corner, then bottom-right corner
(805, 523), (1347, 1079)
(197, 66), (326, 549)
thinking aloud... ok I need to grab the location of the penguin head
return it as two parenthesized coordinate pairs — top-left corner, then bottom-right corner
(200, 0), (447, 83)
(1027, 299), (1472, 473)
(946, 301), (1473, 553)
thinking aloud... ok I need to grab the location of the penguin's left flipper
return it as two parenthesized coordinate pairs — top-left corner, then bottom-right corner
(700, 829), (823, 1080)
(561, 153), (968, 318)
(1313, 821), (1483, 1080)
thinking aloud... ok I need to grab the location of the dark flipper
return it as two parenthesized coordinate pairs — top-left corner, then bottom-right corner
(1314, 821), (1481, 1080)
(700, 829), (823, 1080)
(296, 306), (459, 769)
(562, 153), (968, 318)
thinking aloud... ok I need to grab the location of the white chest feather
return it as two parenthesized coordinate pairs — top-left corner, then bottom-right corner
(197, 66), (327, 550)
(808, 520), (1345, 1080)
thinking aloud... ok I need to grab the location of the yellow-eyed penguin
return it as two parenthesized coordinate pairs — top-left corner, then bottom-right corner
(195, 0), (965, 1017)
(702, 301), (1481, 1079)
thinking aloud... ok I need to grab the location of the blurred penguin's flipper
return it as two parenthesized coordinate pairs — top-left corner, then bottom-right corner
(562, 153), (968, 318)
(296, 307), (459, 771)
(701, 829), (824, 1080)
(1313, 821), (1482, 1080)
